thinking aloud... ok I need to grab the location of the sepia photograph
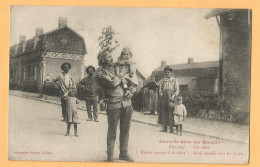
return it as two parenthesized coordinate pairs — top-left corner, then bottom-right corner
(8, 6), (251, 163)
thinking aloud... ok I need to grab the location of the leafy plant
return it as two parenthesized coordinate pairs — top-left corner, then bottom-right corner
(98, 25), (119, 51)
(183, 93), (249, 125)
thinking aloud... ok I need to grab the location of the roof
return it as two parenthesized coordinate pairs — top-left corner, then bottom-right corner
(154, 61), (219, 72)
(136, 69), (146, 80)
(10, 26), (87, 57)
(204, 9), (242, 19)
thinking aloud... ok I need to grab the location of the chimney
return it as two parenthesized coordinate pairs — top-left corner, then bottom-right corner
(188, 57), (194, 64)
(161, 60), (166, 67)
(58, 17), (67, 29)
(36, 28), (43, 36)
(19, 35), (26, 43)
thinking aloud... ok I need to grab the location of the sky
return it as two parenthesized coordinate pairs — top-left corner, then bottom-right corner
(10, 6), (219, 78)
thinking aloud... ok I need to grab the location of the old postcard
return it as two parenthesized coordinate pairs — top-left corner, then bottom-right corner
(8, 6), (250, 164)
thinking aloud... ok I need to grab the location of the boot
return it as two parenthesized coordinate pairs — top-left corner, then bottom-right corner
(160, 126), (167, 132)
(74, 124), (79, 137)
(65, 131), (70, 136)
(65, 123), (71, 136)
(150, 111), (155, 115)
(107, 155), (114, 162)
(119, 152), (134, 162)
(180, 125), (183, 136)
(176, 125), (179, 135)
(170, 127), (173, 133)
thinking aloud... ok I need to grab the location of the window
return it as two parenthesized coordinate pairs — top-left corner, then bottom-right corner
(27, 65), (31, 81)
(179, 85), (188, 94)
(34, 65), (37, 80)
(23, 67), (26, 81)
(31, 65), (35, 80)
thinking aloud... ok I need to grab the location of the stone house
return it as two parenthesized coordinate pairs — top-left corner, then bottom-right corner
(149, 58), (219, 97)
(9, 17), (87, 93)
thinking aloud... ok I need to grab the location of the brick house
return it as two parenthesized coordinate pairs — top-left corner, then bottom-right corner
(149, 58), (219, 97)
(205, 9), (251, 111)
(9, 17), (87, 93)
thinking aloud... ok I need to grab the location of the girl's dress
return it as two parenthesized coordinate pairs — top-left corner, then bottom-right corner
(65, 96), (80, 124)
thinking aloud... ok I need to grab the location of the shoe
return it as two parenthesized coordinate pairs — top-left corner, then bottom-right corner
(94, 119), (99, 122)
(65, 132), (70, 136)
(119, 154), (134, 162)
(107, 155), (114, 162)
(86, 119), (92, 121)
(61, 119), (65, 122)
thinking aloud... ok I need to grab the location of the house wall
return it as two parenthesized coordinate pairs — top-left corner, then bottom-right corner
(9, 23), (87, 94)
(9, 52), (41, 92)
(43, 53), (84, 83)
(151, 67), (219, 96)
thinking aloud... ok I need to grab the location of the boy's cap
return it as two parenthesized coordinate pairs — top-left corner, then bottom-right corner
(61, 62), (71, 70)
(97, 47), (112, 66)
(97, 47), (112, 61)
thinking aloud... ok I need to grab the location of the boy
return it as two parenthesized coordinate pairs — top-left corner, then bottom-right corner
(78, 66), (99, 122)
(173, 96), (187, 136)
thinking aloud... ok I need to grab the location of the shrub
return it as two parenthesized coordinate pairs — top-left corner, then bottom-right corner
(183, 93), (249, 125)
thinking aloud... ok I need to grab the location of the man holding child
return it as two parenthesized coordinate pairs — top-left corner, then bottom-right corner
(97, 47), (135, 162)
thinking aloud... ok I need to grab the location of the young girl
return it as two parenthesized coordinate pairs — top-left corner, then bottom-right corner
(172, 96), (187, 136)
(64, 89), (80, 137)
(116, 47), (138, 96)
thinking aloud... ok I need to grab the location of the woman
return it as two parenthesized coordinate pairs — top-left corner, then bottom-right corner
(158, 66), (179, 133)
(144, 76), (159, 115)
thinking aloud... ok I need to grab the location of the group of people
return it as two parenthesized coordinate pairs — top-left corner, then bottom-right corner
(53, 47), (137, 162)
(142, 66), (187, 136)
(52, 46), (187, 162)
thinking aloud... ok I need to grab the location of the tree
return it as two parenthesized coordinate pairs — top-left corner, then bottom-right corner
(98, 25), (119, 51)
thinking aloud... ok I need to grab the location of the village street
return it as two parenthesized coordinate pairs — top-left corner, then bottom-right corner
(8, 95), (249, 163)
